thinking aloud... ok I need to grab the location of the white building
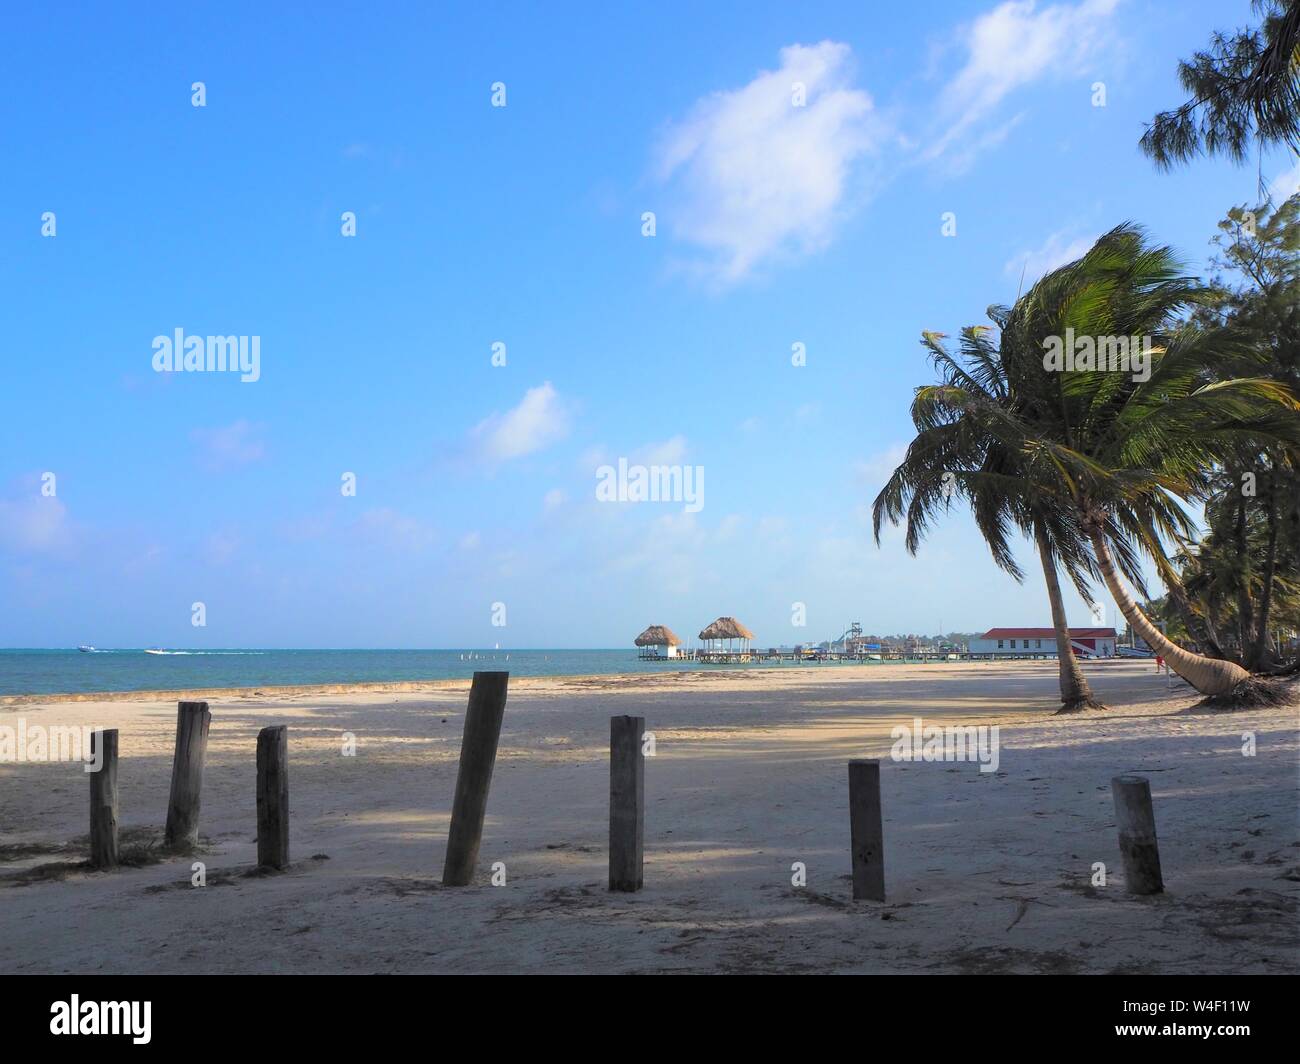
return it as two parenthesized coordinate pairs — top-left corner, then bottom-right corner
(969, 627), (1117, 658)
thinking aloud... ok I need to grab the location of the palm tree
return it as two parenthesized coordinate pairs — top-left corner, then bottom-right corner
(1141, 0), (1300, 169)
(1178, 467), (1300, 667)
(998, 224), (1300, 697)
(1167, 534), (1235, 658)
(873, 325), (1106, 712)
(878, 224), (1300, 701)
(1192, 198), (1300, 671)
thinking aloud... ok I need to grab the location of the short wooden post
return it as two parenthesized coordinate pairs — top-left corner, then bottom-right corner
(442, 671), (509, 886)
(164, 700), (211, 849)
(609, 715), (645, 892)
(848, 759), (885, 901)
(88, 729), (119, 868)
(1111, 774), (1163, 894)
(256, 725), (289, 870)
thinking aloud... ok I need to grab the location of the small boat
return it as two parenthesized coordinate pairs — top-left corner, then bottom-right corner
(144, 647), (168, 655)
(78, 645), (96, 653)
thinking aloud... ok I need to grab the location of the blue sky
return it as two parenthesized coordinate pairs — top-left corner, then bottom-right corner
(2, 0), (1296, 649)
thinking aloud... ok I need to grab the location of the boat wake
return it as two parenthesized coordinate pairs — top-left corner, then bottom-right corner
(143, 650), (266, 656)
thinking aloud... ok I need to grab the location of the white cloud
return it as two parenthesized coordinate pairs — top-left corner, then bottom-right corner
(354, 508), (435, 551)
(471, 382), (570, 463)
(579, 436), (690, 473)
(655, 41), (884, 283)
(853, 443), (909, 495)
(190, 420), (266, 472)
(204, 530), (241, 565)
(0, 495), (70, 553)
(278, 512), (333, 543)
(600, 510), (745, 594)
(927, 0), (1120, 166)
(1005, 229), (1097, 282)
(542, 488), (567, 511)
(646, 7), (1123, 279)
(633, 435), (689, 466)
(1269, 158), (1300, 204)
(576, 444), (610, 474)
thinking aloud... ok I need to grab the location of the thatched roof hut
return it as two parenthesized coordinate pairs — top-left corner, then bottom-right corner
(634, 624), (682, 648)
(698, 616), (755, 641)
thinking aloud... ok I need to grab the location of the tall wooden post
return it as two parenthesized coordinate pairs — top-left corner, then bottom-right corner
(609, 715), (645, 892)
(164, 700), (211, 849)
(1111, 774), (1163, 894)
(442, 671), (509, 886)
(848, 759), (885, 901)
(256, 725), (289, 870)
(89, 729), (119, 869)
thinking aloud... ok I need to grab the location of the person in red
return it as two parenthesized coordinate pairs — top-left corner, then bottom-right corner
(1155, 654), (1164, 671)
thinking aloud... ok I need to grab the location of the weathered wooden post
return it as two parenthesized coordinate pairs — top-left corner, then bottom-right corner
(848, 759), (885, 901)
(1111, 774), (1163, 894)
(88, 728), (119, 868)
(442, 671), (509, 886)
(164, 700), (211, 849)
(609, 715), (645, 892)
(256, 725), (289, 870)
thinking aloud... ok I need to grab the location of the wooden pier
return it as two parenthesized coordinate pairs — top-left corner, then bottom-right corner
(638, 648), (1101, 665)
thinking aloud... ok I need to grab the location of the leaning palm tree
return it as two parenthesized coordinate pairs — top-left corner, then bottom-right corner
(996, 225), (1300, 698)
(878, 225), (1300, 702)
(873, 325), (1107, 712)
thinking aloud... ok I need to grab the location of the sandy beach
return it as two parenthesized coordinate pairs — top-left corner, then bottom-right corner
(2, 660), (1296, 974)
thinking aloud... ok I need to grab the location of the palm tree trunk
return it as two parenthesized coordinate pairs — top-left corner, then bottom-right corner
(1234, 495), (1255, 655)
(1034, 522), (1104, 712)
(1086, 522), (1251, 696)
(1248, 487), (1280, 671)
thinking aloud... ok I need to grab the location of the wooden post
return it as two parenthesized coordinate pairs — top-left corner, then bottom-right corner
(609, 715), (645, 892)
(442, 671), (509, 886)
(848, 759), (885, 902)
(256, 725), (289, 870)
(1111, 774), (1163, 894)
(88, 729), (119, 868)
(164, 700), (211, 849)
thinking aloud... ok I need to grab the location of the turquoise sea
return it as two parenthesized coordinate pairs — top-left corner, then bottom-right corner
(0, 648), (873, 696)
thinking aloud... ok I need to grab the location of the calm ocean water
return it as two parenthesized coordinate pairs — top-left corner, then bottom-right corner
(0, 648), (857, 696)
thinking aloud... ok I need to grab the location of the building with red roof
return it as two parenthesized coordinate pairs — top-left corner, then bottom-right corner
(970, 627), (1117, 658)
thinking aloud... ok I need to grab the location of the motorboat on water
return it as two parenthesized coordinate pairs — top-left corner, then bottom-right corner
(78, 645), (96, 653)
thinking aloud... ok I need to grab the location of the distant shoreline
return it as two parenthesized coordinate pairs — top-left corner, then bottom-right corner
(0, 657), (1081, 706)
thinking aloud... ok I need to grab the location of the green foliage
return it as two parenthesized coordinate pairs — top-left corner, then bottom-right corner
(874, 221), (1300, 670)
(1141, 0), (1300, 168)
(1175, 196), (1300, 667)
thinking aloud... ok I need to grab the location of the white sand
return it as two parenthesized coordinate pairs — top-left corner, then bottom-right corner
(1, 660), (1296, 974)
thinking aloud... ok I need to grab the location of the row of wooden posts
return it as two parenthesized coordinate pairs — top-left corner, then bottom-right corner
(88, 703), (289, 871)
(86, 671), (1165, 898)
